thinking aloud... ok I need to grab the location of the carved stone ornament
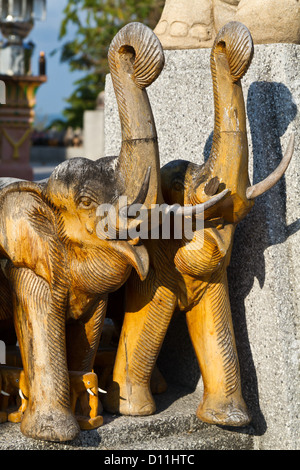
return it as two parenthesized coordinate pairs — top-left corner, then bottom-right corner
(0, 21), (294, 442)
(154, 0), (300, 49)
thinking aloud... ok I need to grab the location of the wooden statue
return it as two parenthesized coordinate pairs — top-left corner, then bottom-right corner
(0, 22), (159, 442)
(69, 371), (104, 430)
(0, 23), (224, 442)
(103, 21), (294, 426)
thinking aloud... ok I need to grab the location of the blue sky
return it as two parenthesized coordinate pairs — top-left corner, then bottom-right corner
(27, 0), (84, 118)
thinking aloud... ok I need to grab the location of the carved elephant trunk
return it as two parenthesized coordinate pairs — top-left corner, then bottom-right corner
(190, 21), (294, 223)
(191, 21), (254, 222)
(108, 22), (165, 211)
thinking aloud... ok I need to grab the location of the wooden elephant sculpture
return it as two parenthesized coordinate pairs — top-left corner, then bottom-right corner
(103, 22), (294, 426)
(69, 371), (105, 430)
(0, 23), (164, 443)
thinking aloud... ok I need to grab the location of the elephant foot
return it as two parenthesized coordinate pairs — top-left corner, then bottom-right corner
(150, 365), (167, 395)
(20, 408), (80, 442)
(76, 415), (103, 430)
(0, 411), (7, 423)
(196, 394), (251, 427)
(8, 410), (24, 423)
(103, 380), (156, 416)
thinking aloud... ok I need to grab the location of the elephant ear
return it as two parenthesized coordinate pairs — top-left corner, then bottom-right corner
(174, 221), (235, 278)
(0, 180), (60, 284)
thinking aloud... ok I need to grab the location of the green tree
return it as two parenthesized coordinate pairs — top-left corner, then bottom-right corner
(54, 0), (164, 129)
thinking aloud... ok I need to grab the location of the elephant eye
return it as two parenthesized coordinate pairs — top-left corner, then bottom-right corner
(78, 196), (95, 209)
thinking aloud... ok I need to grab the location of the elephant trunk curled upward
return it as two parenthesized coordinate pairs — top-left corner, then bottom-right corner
(103, 21), (294, 426)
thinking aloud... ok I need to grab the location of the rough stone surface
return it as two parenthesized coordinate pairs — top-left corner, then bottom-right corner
(105, 44), (300, 450)
(83, 109), (105, 160)
(0, 385), (254, 450)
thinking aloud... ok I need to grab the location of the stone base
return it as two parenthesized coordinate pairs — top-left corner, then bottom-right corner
(105, 43), (300, 450)
(0, 385), (254, 450)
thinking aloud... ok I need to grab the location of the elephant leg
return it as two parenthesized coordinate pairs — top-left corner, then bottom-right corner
(186, 270), (251, 426)
(0, 391), (9, 411)
(104, 276), (177, 416)
(10, 267), (79, 441)
(88, 393), (99, 420)
(75, 394), (102, 431)
(106, 289), (167, 395)
(67, 298), (107, 372)
(79, 392), (103, 430)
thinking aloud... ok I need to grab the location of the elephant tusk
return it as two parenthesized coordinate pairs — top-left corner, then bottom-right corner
(102, 177), (228, 240)
(87, 388), (96, 396)
(1, 390), (10, 396)
(127, 166), (151, 214)
(246, 134), (294, 200)
(119, 166), (151, 221)
(161, 188), (230, 217)
(98, 387), (107, 394)
(19, 389), (27, 400)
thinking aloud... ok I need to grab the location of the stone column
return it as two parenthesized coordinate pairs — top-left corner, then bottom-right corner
(0, 74), (46, 180)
